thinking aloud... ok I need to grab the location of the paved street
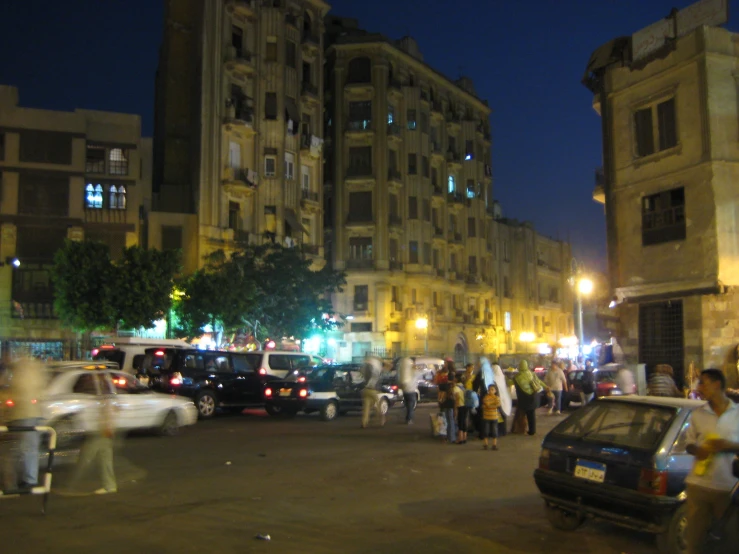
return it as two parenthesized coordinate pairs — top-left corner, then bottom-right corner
(1, 404), (656, 554)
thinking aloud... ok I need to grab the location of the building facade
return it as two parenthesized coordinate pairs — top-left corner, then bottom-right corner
(0, 85), (148, 351)
(153, 0), (330, 271)
(585, 25), (739, 388)
(324, 19), (573, 361)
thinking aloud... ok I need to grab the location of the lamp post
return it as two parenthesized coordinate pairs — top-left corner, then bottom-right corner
(576, 277), (593, 360)
(415, 316), (428, 354)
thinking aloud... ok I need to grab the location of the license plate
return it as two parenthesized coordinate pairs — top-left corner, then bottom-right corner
(574, 459), (606, 483)
(279, 389), (292, 397)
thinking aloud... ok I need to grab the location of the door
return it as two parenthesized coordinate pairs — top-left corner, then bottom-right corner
(346, 369), (366, 408)
(203, 353), (236, 403)
(230, 353), (260, 405)
(639, 300), (684, 388)
(108, 371), (158, 429)
(229, 141), (241, 169)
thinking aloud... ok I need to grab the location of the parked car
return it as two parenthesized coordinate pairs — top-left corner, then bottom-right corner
(144, 348), (283, 418)
(92, 338), (191, 378)
(534, 396), (706, 554)
(236, 351), (324, 379)
(563, 368), (626, 409)
(263, 364), (400, 420)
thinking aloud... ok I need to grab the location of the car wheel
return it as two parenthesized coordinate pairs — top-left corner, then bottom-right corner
(159, 410), (180, 436)
(321, 401), (339, 421)
(195, 391), (217, 419)
(264, 402), (283, 417)
(656, 504), (687, 554)
(545, 504), (585, 531)
(378, 397), (389, 415)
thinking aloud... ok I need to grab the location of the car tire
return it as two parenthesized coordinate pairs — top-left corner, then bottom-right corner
(544, 504), (585, 531)
(195, 390), (217, 419)
(378, 397), (389, 415)
(321, 401), (339, 421)
(265, 403), (297, 418)
(159, 410), (180, 436)
(656, 504), (687, 554)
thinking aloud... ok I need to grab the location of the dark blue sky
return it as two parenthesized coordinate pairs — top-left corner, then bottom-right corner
(1, 0), (735, 271)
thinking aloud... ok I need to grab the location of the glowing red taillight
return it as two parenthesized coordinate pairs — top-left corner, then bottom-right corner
(638, 469), (668, 496)
(259, 368), (267, 375)
(298, 376), (306, 383)
(169, 372), (183, 386)
(155, 350), (165, 356)
(299, 389), (308, 398)
(5, 399), (14, 408)
(264, 388), (273, 397)
(91, 348), (99, 357)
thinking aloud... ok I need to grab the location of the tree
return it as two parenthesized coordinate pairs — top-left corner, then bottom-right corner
(51, 239), (117, 332)
(112, 246), (181, 331)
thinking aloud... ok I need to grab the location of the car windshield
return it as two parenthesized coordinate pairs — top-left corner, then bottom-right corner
(552, 401), (677, 450)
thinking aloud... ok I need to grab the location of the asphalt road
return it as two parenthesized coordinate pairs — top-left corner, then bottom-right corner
(1, 404), (657, 554)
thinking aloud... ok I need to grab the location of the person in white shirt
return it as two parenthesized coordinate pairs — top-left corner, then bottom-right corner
(360, 355), (385, 428)
(684, 368), (739, 553)
(398, 357), (420, 425)
(545, 361), (568, 415)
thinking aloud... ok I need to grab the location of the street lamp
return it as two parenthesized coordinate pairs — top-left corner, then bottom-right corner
(415, 316), (428, 354)
(576, 277), (594, 360)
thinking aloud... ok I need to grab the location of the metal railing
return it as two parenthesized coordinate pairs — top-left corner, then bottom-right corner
(0, 425), (57, 513)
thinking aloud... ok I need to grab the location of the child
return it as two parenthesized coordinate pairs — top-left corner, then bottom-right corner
(482, 384), (501, 450)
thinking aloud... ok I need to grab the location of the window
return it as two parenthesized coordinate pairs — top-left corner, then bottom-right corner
(422, 156), (429, 177)
(232, 25), (244, 50)
(409, 241), (419, 264)
(503, 276), (511, 298)
(465, 140), (474, 159)
(420, 112), (428, 133)
(422, 198), (430, 221)
(265, 92), (277, 120)
(266, 37), (277, 61)
(354, 285), (369, 311)
(432, 168), (438, 187)
(108, 148), (129, 175)
(284, 152), (295, 180)
(301, 165), (310, 191)
(348, 191), (373, 222)
(85, 184), (103, 209)
(469, 255), (477, 274)
(229, 141), (241, 169)
(302, 62), (312, 85)
(504, 311), (511, 331)
(19, 174), (69, 216)
(642, 187), (686, 246)
(448, 136), (456, 154)
(433, 249), (440, 269)
(264, 156), (276, 177)
(408, 196), (418, 219)
(388, 149), (397, 172)
(448, 174), (456, 193)
(423, 242), (431, 265)
(450, 253), (457, 272)
(85, 145), (106, 173)
(387, 105), (394, 125)
(407, 109), (417, 130)
(286, 40), (297, 68)
(408, 153), (417, 175)
(228, 201), (240, 231)
(19, 130), (72, 164)
(109, 185), (126, 210)
(348, 101), (372, 130)
(347, 57), (372, 83)
(0, 133), (4, 161)
(466, 179), (475, 199)
(348, 146), (372, 176)
(389, 238), (399, 261)
(468, 217), (476, 237)
(634, 98), (677, 158)
(161, 226), (183, 251)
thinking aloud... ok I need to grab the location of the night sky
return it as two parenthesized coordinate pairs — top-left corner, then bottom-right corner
(1, 0), (737, 272)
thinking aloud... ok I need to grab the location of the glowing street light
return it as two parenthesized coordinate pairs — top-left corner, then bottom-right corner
(575, 275), (594, 359)
(415, 316), (429, 353)
(578, 278), (594, 295)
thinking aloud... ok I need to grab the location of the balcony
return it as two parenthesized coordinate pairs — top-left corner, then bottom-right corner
(346, 214), (374, 228)
(446, 150), (462, 169)
(300, 134), (323, 158)
(431, 101), (444, 119)
(346, 165), (374, 181)
(12, 300), (56, 320)
(301, 189), (320, 212)
(388, 78), (402, 97)
(387, 168), (402, 187)
(430, 142), (444, 162)
(420, 89), (430, 103)
(346, 258), (374, 270)
(84, 207), (128, 225)
(223, 102), (256, 135)
(285, 13), (298, 27)
(222, 167), (257, 198)
(225, 0), (256, 19)
(224, 46), (255, 77)
(435, 268), (445, 278)
(448, 232), (463, 245)
(345, 78), (374, 95)
(389, 260), (403, 271)
(345, 120), (373, 138)
(446, 114), (462, 132)
(448, 192), (465, 205)
(432, 185), (443, 199)
(301, 29), (320, 54)
(484, 164), (493, 178)
(387, 123), (402, 142)
(388, 214), (402, 227)
(301, 243), (320, 256)
(301, 81), (319, 104)
(391, 301), (403, 312)
(433, 227), (444, 238)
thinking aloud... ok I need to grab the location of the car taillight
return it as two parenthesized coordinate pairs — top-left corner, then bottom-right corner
(170, 372), (183, 386)
(390, 385), (398, 391)
(5, 399), (14, 408)
(91, 348), (99, 357)
(539, 448), (550, 470)
(299, 389), (308, 398)
(155, 350), (165, 356)
(259, 368), (267, 376)
(264, 388), (273, 397)
(638, 468), (668, 496)
(298, 376), (306, 383)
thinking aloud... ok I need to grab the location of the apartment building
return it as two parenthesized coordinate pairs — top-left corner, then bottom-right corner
(153, 0), (330, 270)
(585, 23), (739, 388)
(0, 85), (147, 344)
(323, 18), (573, 361)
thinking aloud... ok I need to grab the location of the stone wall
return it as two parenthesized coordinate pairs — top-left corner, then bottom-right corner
(701, 288), (739, 388)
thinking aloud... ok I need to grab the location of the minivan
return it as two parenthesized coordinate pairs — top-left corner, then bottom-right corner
(93, 338), (190, 377)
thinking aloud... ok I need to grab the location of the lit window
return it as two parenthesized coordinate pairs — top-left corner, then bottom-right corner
(109, 185), (127, 210)
(108, 148), (129, 176)
(448, 174), (456, 194)
(85, 184), (103, 209)
(285, 152), (295, 180)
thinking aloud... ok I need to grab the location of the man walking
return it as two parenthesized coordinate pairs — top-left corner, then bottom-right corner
(580, 360), (596, 405)
(398, 357), (419, 424)
(361, 355), (385, 428)
(685, 369), (739, 553)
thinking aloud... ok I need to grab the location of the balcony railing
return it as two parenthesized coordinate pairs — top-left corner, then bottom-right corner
(388, 168), (401, 181)
(388, 214), (402, 226)
(387, 123), (401, 136)
(301, 82), (318, 97)
(11, 300), (56, 320)
(389, 78), (402, 91)
(446, 150), (462, 163)
(432, 185), (443, 196)
(84, 208), (128, 224)
(346, 165), (373, 178)
(301, 189), (319, 202)
(301, 30), (319, 45)
(302, 243), (320, 255)
(389, 260), (403, 271)
(346, 259), (374, 270)
(433, 227), (444, 237)
(285, 13), (298, 27)
(435, 268), (445, 277)
(448, 192), (465, 204)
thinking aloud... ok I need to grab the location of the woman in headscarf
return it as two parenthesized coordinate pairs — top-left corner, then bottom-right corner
(512, 360), (548, 436)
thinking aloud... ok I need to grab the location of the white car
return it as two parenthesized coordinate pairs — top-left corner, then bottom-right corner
(38, 362), (198, 442)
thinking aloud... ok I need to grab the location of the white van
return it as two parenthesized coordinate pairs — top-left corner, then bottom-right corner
(92, 338), (191, 376)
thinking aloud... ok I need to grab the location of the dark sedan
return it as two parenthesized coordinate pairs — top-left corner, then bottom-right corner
(563, 369), (627, 409)
(534, 396), (705, 554)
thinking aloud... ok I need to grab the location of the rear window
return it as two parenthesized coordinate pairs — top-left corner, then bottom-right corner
(596, 371), (616, 383)
(552, 401), (677, 450)
(143, 349), (175, 373)
(94, 349), (125, 368)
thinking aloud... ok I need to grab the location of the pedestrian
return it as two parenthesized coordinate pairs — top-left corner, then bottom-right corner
(684, 368), (739, 554)
(398, 356), (419, 425)
(361, 355), (385, 428)
(454, 377), (468, 444)
(545, 361), (568, 415)
(462, 363), (475, 390)
(580, 361), (596, 405)
(512, 360), (548, 436)
(0, 356), (47, 489)
(65, 391), (118, 495)
(439, 372), (457, 444)
(481, 384), (501, 450)
(648, 364), (681, 397)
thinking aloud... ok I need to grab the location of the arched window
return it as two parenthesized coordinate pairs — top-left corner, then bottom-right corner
(117, 186), (127, 210)
(448, 175), (456, 194)
(109, 185), (118, 209)
(109, 185), (126, 210)
(86, 184), (103, 209)
(347, 56), (371, 84)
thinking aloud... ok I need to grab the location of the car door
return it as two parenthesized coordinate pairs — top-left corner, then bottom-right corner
(108, 371), (159, 429)
(230, 353), (260, 405)
(332, 368), (352, 403)
(347, 369), (366, 408)
(203, 353), (237, 403)
(59, 372), (103, 431)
